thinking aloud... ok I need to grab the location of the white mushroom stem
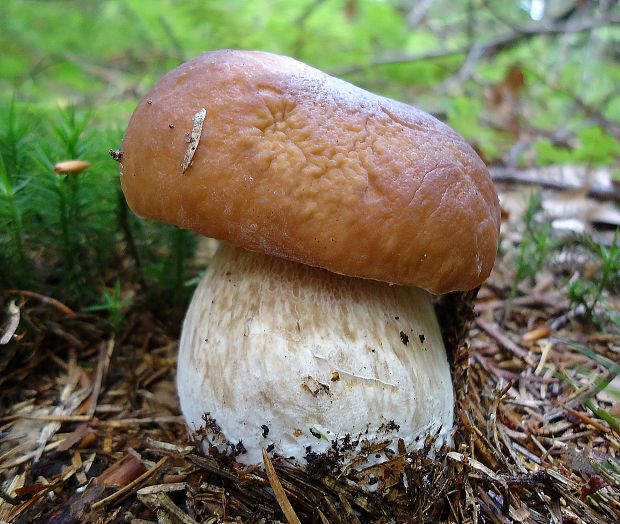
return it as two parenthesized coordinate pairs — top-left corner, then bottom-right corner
(178, 243), (454, 466)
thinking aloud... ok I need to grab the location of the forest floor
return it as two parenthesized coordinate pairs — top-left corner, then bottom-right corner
(0, 179), (619, 523)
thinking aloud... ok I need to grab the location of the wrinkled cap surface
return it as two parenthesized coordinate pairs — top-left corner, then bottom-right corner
(120, 49), (500, 294)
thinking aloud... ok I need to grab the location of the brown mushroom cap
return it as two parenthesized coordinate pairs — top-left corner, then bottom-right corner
(120, 49), (500, 294)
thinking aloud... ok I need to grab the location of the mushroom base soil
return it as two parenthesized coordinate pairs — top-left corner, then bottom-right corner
(1, 260), (619, 522)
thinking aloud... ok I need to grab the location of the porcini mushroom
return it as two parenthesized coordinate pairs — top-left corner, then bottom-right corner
(119, 50), (500, 468)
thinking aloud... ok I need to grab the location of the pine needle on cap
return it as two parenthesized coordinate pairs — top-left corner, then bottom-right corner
(182, 108), (206, 173)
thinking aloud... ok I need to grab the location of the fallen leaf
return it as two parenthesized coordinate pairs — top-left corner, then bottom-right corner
(580, 475), (609, 499)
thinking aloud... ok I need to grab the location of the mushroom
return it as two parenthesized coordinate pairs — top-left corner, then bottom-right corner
(119, 50), (500, 468)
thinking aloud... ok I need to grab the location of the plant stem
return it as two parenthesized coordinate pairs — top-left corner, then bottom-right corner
(57, 175), (75, 276)
(0, 156), (28, 277)
(173, 227), (187, 301)
(589, 230), (618, 315)
(117, 186), (142, 272)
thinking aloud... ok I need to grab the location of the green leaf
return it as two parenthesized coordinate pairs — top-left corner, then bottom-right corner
(574, 127), (620, 165)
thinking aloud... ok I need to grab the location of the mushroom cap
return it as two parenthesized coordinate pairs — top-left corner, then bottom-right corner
(120, 49), (500, 294)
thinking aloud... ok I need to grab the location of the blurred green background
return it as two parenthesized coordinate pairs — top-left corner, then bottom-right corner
(1, 0), (619, 313)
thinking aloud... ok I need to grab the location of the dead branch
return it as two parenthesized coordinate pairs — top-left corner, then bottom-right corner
(490, 166), (620, 203)
(332, 16), (620, 76)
